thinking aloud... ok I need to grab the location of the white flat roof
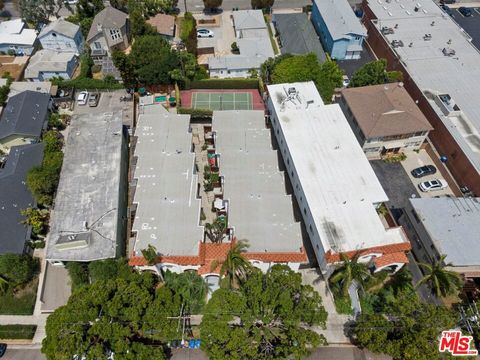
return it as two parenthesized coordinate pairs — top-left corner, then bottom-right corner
(47, 109), (124, 262)
(366, 0), (480, 173)
(132, 104), (203, 256)
(213, 110), (303, 253)
(267, 81), (406, 253)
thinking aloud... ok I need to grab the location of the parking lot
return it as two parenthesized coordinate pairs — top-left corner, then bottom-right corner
(400, 149), (455, 199)
(448, 6), (480, 50)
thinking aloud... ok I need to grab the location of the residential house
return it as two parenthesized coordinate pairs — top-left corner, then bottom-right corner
(363, 0), (480, 196)
(273, 13), (326, 62)
(311, 0), (366, 59)
(267, 81), (411, 274)
(208, 10), (274, 78)
(0, 19), (37, 55)
(146, 13), (176, 40)
(0, 143), (44, 254)
(0, 79), (53, 98)
(86, 6), (129, 67)
(38, 18), (84, 54)
(400, 197), (480, 298)
(339, 83), (432, 159)
(0, 91), (50, 153)
(46, 102), (128, 265)
(24, 50), (78, 82)
(129, 105), (308, 287)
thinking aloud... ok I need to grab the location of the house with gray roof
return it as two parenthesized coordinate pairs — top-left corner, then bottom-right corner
(24, 50), (79, 82)
(273, 13), (326, 62)
(311, 0), (366, 60)
(401, 197), (480, 292)
(0, 91), (50, 153)
(87, 7), (129, 63)
(38, 18), (84, 54)
(0, 143), (44, 254)
(209, 9), (274, 78)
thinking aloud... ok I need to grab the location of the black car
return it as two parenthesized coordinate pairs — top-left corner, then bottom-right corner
(440, 5), (453, 16)
(411, 165), (437, 178)
(0, 343), (6, 358)
(458, 7), (473, 17)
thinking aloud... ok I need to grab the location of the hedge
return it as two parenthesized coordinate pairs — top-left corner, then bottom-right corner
(177, 107), (213, 118)
(0, 325), (37, 339)
(52, 77), (124, 90)
(187, 79), (259, 90)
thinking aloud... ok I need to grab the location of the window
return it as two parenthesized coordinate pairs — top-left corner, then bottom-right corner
(110, 28), (121, 41)
(287, 158), (290, 165)
(291, 171), (294, 178)
(52, 33), (57, 37)
(303, 208), (307, 215)
(309, 225), (313, 233)
(94, 41), (102, 49)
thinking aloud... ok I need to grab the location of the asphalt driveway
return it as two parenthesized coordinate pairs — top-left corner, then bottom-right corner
(370, 160), (420, 222)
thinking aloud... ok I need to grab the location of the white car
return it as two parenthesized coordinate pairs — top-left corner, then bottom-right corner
(197, 29), (214, 38)
(418, 179), (448, 192)
(342, 75), (350, 87)
(77, 91), (88, 105)
(64, 0), (78, 4)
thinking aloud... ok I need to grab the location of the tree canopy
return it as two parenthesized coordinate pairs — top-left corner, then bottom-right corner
(268, 53), (343, 104)
(251, 0), (274, 10)
(42, 270), (185, 359)
(200, 264), (328, 359)
(329, 252), (372, 297)
(416, 255), (463, 298)
(349, 59), (403, 88)
(203, 0), (222, 10)
(19, 0), (63, 26)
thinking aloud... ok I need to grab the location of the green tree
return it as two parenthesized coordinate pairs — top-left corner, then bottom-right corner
(0, 275), (8, 294)
(27, 149), (63, 207)
(66, 262), (89, 291)
(20, 207), (49, 235)
(270, 53), (342, 104)
(143, 0), (178, 15)
(42, 274), (168, 360)
(42, 130), (63, 153)
(354, 298), (458, 360)
(76, 0), (104, 19)
(130, 35), (180, 85)
(204, 217), (227, 243)
(251, 0), (274, 10)
(88, 258), (134, 283)
(182, 12), (198, 55)
(210, 240), (252, 289)
(416, 255), (463, 298)
(350, 59), (403, 88)
(200, 265), (328, 359)
(141, 244), (158, 265)
(164, 271), (207, 313)
(0, 254), (38, 287)
(19, 0), (58, 26)
(329, 253), (372, 297)
(127, 0), (157, 39)
(203, 0), (222, 11)
(112, 50), (137, 88)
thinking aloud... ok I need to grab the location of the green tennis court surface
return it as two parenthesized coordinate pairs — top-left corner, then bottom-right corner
(192, 92), (253, 110)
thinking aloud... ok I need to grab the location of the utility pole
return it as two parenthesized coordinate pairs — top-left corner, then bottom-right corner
(167, 304), (191, 346)
(184, 0), (188, 13)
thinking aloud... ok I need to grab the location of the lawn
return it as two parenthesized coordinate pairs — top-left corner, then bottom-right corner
(0, 278), (38, 315)
(0, 325), (37, 339)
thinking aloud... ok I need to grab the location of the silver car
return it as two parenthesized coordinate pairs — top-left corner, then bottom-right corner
(418, 179), (448, 192)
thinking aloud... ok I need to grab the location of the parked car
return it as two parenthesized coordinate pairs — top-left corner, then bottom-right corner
(411, 165), (437, 178)
(197, 28), (214, 38)
(440, 0), (456, 4)
(440, 5), (453, 16)
(0, 344), (7, 358)
(342, 75), (350, 88)
(418, 179), (448, 192)
(458, 7), (473, 17)
(77, 91), (88, 105)
(88, 93), (100, 107)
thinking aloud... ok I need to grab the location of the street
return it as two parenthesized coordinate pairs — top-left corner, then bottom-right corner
(2, 349), (45, 360)
(179, 0), (311, 12)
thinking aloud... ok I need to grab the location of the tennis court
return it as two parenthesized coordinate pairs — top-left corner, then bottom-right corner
(192, 92), (253, 110)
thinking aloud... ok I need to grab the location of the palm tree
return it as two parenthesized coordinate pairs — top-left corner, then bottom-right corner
(164, 271), (208, 314)
(205, 217), (227, 243)
(210, 240), (252, 289)
(329, 252), (372, 297)
(416, 255), (463, 298)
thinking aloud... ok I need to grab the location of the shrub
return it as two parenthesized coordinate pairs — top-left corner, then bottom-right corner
(334, 294), (353, 315)
(0, 254), (39, 287)
(188, 78), (259, 89)
(66, 262), (89, 291)
(177, 107), (213, 118)
(91, 64), (102, 73)
(52, 77), (124, 90)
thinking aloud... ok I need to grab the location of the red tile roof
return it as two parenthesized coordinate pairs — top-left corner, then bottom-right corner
(325, 242), (411, 263)
(128, 239), (308, 272)
(374, 252), (409, 268)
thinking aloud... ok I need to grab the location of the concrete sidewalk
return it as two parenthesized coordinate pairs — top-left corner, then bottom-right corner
(300, 268), (352, 344)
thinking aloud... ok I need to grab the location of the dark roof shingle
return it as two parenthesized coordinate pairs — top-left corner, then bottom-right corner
(0, 143), (44, 254)
(0, 91), (50, 140)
